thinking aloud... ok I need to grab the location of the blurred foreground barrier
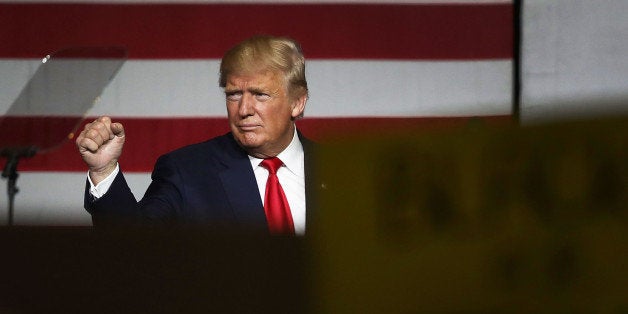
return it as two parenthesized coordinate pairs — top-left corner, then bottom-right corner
(309, 118), (628, 312)
(0, 228), (306, 314)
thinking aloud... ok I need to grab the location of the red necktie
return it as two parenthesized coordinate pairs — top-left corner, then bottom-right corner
(260, 157), (295, 235)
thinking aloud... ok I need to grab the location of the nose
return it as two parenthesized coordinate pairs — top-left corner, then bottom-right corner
(238, 94), (254, 117)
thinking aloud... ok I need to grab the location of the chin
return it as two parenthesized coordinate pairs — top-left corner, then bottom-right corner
(236, 134), (264, 149)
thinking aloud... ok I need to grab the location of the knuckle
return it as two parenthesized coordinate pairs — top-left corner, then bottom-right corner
(86, 129), (98, 138)
(98, 116), (112, 125)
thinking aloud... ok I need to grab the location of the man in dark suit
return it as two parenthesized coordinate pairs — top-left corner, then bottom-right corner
(76, 35), (317, 235)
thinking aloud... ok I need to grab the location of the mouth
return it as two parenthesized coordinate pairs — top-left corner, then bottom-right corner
(236, 123), (260, 132)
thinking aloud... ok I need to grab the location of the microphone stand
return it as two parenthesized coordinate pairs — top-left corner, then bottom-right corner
(1, 146), (38, 226)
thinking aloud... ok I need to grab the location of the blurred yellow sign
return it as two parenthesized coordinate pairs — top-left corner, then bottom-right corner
(310, 118), (628, 313)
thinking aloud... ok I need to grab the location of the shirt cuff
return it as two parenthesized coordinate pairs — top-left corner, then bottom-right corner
(88, 163), (120, 199)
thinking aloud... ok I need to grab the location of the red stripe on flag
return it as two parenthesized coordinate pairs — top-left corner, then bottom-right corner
(0, 3), (512, 60)
(16, 116), (512, 172)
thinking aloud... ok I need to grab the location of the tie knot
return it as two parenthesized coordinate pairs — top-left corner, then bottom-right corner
(261, 157), (283, 174)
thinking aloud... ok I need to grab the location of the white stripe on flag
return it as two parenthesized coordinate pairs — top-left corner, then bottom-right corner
(1, 59), (512, 117)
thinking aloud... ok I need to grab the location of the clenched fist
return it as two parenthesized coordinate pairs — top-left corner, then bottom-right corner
(76, 116), (125, 185)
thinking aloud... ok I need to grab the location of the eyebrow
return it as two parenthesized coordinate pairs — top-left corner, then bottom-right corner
(248, 87), (268, 95)
(224, 86), (269, 95)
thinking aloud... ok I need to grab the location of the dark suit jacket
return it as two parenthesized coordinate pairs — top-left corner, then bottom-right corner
(85, 131), (320, 233)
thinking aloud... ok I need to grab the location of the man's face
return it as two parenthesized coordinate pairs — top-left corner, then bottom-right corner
(225, 70), (306, 158)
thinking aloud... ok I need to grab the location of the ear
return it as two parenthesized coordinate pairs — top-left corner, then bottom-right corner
(290, 94), (307, 119)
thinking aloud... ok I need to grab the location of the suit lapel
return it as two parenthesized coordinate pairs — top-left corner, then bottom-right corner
(217, 135), (268, 228)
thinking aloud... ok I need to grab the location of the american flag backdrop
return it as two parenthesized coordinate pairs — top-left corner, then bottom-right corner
(0, 0), (513, 225)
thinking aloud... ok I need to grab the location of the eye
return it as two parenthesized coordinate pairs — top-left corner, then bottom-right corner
(254, 93), (271, 101)
(225, 91), (242, 101)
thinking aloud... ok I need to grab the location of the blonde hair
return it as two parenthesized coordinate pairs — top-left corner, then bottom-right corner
(219, 35), (308, 100)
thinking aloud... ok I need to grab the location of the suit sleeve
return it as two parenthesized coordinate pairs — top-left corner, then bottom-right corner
(84, 154), (185, 227)
(137, 154), (185, 224)
(84, 170), (140, 227)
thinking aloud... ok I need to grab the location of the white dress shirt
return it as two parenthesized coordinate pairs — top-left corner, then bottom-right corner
(249, 128), (306, 235)
(88, 163), (119, 199)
